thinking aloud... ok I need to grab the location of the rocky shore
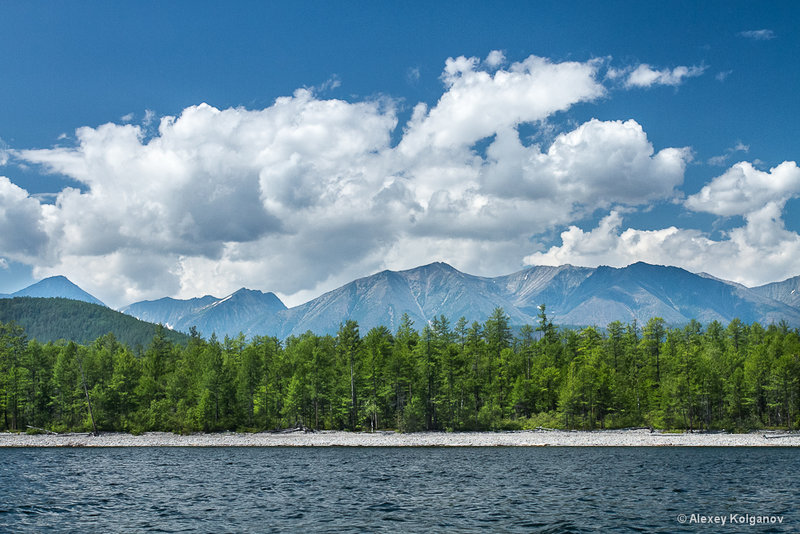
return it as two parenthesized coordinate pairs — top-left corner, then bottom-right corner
(1, 429), (799, 447)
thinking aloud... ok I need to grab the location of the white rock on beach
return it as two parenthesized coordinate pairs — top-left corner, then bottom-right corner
(1, 429), (798, 447)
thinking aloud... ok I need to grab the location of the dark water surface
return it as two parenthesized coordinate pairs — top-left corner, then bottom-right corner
(0, 447), (797, 532)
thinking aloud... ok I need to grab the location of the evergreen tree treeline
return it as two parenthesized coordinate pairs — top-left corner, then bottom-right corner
(1, 308), (798, 434)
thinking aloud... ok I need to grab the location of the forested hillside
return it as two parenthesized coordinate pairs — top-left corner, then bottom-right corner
(1, 308), (798, 434)
(0, 298), (188, 347)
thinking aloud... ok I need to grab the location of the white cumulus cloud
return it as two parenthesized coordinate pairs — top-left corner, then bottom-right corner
(0, 177), (51, 262)
(525, 210), (718, 271)
(625, 64), (706, 88)
(400, 54), (605, 153)
(481, 119), (689, 208)
(685, 161), (800, 216)
(484, 50), (506, 68)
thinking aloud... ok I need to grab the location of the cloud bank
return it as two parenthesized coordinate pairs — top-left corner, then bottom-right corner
(526, 161), (800, 287)
(1, 52), (796, 307)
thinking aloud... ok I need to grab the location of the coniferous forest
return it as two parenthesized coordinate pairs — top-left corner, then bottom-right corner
(0, 297), (189, 347)
(1, 306), (799, 434)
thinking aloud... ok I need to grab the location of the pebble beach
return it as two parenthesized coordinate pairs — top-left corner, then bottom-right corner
(2, 429), (799, 447)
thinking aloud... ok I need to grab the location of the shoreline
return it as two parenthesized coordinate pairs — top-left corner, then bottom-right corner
(2, 429), (799, 447)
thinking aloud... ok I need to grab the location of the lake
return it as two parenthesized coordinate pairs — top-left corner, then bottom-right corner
(1, 447), (797, 532)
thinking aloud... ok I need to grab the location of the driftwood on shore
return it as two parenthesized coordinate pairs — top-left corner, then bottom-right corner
(762, 433), (800, 440)
(26, 425), (58, 435)
(268, 425), (316, 434)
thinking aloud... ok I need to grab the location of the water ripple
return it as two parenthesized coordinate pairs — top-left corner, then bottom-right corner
(0, 447), (798, 532)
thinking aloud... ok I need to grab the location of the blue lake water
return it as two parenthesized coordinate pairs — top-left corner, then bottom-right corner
(0, 447), (797, 532)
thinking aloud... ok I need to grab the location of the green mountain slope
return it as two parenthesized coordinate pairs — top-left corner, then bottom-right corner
(0, 297), (189, 347)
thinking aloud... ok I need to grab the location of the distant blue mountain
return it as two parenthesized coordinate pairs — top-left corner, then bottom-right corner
(121, 262), (800, 339)
(120, 288), (286, 338)
(119, 294), (219, 330)
(752, 275), (800, 309)
(1, 275), (105, 306)
(254, 262), (533, 338)
(539, 262), (800, 326)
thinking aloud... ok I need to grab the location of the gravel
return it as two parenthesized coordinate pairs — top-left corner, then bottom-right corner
(2, 429), (799, 447)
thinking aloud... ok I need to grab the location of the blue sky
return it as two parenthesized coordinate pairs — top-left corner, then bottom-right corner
(1, 1), (798, 308)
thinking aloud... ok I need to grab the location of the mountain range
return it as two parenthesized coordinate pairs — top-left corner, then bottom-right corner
(120, 288), (286, 338)
(4, 262), (800, 339)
